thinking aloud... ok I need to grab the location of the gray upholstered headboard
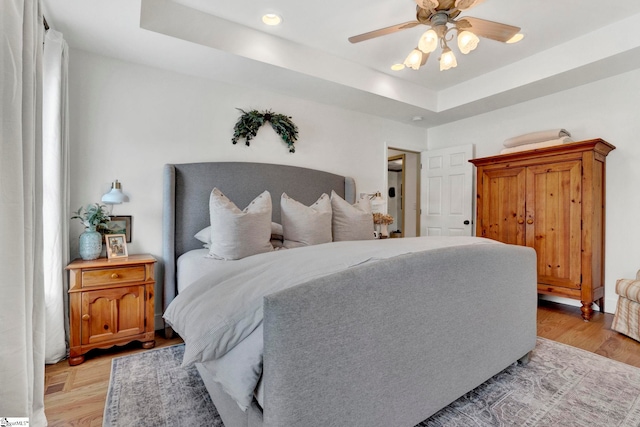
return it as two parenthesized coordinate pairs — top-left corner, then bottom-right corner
(162, 162), (356, 312)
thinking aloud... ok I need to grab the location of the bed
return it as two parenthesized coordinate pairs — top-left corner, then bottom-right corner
(162, 161), (537, 427)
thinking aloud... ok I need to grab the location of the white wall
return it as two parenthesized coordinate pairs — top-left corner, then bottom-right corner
(67, 49), (428, 327)
(427, 68), (640, 313)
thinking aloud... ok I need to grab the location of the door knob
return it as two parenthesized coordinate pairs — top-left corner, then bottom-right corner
(517, 219), (524, 224)
(526, 219), (534, 224)
(463, 220), (470, 225)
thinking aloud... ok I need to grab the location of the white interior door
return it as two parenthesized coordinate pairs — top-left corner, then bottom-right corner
(421, 144), (474, 236)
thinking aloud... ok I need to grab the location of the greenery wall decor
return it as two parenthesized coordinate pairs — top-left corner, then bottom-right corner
(232, 108), (298, 153)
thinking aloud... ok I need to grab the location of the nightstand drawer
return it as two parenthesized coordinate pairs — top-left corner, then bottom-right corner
(82, 265), (145, 287)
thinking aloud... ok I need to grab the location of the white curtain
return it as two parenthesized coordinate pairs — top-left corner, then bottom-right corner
(43, 28), (70, 364)
(0, 0), (47, 425)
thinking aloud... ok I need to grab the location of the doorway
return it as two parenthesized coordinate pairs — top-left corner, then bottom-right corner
(387, 147), (420, 237)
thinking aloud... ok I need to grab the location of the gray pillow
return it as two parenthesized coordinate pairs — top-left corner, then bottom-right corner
(331, 190), (375, 241)
(207, 188), (273, 260)
(281, 192), (332, 249)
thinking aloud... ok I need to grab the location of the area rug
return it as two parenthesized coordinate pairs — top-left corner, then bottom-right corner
(103, 337), (640, 426)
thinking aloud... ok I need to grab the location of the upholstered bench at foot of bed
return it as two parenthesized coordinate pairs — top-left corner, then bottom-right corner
(612, 271), (640, 342)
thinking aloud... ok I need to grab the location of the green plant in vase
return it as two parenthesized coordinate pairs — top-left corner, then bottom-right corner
(71, 203), (110, 260)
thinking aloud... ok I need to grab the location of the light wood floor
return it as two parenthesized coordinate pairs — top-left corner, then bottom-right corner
(44, 301), (640, 426)
(44, 333), (183, 427)
(537, 299), (640, 367)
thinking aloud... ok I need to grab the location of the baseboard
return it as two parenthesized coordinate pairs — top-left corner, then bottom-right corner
(155, 313), (164, 331)
(605, 295), (619, 314)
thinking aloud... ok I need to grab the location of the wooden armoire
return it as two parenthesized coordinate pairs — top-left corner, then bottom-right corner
(470, 139), (615, 321)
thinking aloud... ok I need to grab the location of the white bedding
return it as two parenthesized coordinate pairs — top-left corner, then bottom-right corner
(177, 248), (222, 293)
(165, 236), (498, 410)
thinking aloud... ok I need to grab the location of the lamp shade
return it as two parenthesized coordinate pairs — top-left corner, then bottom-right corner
(440, 47), (458, 71)
(457, 30), (479, 54)
(371, 192), (386, 214)
(403, 48), (424, 70)
(101, 180), (129, 204)
(418, 29), (438, 54)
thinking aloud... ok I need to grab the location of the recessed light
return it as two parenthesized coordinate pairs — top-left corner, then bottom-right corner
(262, 13), (282, 26)
(391, 63), (405, 71)
(506, 33), (524, 44)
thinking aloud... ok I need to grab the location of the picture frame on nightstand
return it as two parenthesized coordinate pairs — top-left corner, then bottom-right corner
(106, 234), (128, 259)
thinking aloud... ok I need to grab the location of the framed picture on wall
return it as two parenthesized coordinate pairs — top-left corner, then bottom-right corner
(105, 234), (128, 259)
(104, 215), (132, 242)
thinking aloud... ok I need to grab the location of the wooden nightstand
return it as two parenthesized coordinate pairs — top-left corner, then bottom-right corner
(66, 254), (156, 365)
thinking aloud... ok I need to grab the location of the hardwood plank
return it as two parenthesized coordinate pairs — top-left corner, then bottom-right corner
(44, 332), (182, 426)
(45, 303), (640, 425)
(537, 300), (640, 368)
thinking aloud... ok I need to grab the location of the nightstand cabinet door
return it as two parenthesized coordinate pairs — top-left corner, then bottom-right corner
(81, 285), (146, 345)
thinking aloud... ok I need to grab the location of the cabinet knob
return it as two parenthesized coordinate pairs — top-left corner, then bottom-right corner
(517, 219), (524, 224)
(526, 219), (534, 224)
(111, 273), (119, 279)
(82, 314), (90, 321)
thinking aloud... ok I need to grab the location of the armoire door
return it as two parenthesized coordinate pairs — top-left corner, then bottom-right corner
(525, 160), (582, 290)
(477, 167), (526, 245)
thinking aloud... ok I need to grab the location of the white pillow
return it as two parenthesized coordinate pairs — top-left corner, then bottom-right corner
(207, 188), (273, 260)
(195, 222), (283, 248)
(194, 226), (212, 248)
(330, 190), (375, 241)
(281, 193), (332, 249)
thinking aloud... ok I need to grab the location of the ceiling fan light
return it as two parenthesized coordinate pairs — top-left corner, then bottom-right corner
(404, 49), (424, 70)
(439, 47), (457, 71)
(418, 29), (438, 54)
(457, 30), (479, 54)
(506, 33), (524, 44)
(454, 0), (478, 10)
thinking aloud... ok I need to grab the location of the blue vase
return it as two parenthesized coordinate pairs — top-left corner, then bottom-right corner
(79, 226), (103, 260)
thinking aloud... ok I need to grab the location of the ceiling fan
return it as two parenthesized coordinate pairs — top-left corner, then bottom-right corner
(348, 0), (522, 71)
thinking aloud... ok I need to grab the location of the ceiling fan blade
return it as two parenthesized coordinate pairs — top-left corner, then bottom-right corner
(457, 17), (520, 42)
(348, 21), (421, 44)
